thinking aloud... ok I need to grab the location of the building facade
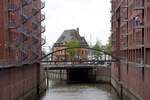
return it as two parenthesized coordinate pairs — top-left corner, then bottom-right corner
(52, 28), (89, 63)
(0, 0), (45, 66)
(111, 0), (150, 99)
(0, 0), (46, 99)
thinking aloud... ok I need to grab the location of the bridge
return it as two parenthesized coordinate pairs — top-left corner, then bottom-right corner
(42, 63), (107, 70)
(41, 47), (118, 83)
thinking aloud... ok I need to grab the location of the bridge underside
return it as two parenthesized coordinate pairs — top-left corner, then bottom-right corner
(66, 68), (96, 83)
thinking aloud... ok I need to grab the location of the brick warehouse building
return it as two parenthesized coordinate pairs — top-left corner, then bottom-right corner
(52, 28), (89, 63)
(0, 0), (46, 99)
(111, 0), (150, 100)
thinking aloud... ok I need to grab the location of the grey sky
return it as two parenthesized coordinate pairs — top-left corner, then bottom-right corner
(43, 0), (111, 46)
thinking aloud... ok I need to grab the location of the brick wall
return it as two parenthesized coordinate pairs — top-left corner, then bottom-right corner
(0, 64), (39, 100)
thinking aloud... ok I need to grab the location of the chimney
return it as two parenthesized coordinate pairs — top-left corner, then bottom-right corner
(76, 28), (79, 33)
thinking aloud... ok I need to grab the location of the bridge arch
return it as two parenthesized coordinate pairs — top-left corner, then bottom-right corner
(41, 46), (119, 62)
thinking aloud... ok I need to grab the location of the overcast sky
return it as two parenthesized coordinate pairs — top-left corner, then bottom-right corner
(43, 0), (111, 47)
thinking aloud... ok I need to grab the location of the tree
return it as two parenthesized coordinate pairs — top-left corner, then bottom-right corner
(104, 36), (112, 54)
(65, 39), (80, 60)
(92, 40), (103, 60)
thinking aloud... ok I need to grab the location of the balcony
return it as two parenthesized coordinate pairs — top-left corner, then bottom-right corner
(20, 54), (29, 64)
(41, 12), (45, 21)
(41, 36), (46, 45)
(8, 20), (18, 29)
(134, 0), (144, 10)
(31, 34), (40, 44)
(136, 40), (144, 48)
(31, 46), (39, 55)
(135, 58), (144, 65)
(8, 4), (19, 12)
(30, 54), (39, 63)
(32, 5), (39, 15)
(41, 25), (46, 33)
(22, 0), (32, 6)
(20, 13), (31, 22)
(18, 26), (31, 37)
(121, 42), (128, 49)
(32, 20), (39, 29)
(19, 44), (28, 54)
(122, 32), (128, 37)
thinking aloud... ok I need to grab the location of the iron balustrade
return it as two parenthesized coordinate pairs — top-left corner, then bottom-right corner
(32, 19), (39, 29)
(31, 33), (40, 41)
(41, 1), (45, 9)
(8, 4), (20, 12)
(41, 36), (46, 45)
(136, 40), (144, 48)
(32, 5), (40, 15)
(6, 0), (45, 67)
(22, 0), (32, 6)
(8, 20), (18, 29)
(41, 25), (46, 33)
(18, 26), (31, 37)
(20, 13), (32, 22)
(41, 12), (45, 22)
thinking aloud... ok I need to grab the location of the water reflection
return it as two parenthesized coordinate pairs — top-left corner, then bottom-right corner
(41, 81), (120, 100)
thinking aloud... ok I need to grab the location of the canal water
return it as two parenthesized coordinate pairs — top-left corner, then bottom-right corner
(40, 81), (120, 100)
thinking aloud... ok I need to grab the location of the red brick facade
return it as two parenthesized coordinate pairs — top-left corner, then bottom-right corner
(111, 0), (150, 99)
(0, 0), (46, 99)
(0, 64), (39, 100)
(0, 0), (45, 66)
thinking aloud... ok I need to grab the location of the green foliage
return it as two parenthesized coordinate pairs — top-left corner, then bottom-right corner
(65, 39), (80, 58)
(104, 36), (112, 54)
(92, 41), (103, 59)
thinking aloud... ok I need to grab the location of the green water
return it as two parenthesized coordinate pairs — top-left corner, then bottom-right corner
(40, 81), (120, 100)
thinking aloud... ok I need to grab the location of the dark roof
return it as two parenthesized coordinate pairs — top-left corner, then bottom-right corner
(80, 37), (89, 47)
(56, 29), (81, 43)
(53, 29), (89, 48)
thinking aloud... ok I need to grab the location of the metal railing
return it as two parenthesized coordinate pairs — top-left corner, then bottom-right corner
(41, 12), (45, 21)
(41, 1), (45, 9)
(8, 4), (20, 12)
(31, 32), (40, 41)
(32, 19), (39, 29)
(32, 5), (39, 15)
(20, 12), (32, 22)
(136, 40), (144, 48)
(41, 36), (46, 45)
(122, 32), (128, 37)
(31, 45), (39, 55)
(6, 0), (45, 66)
(135, 58), (144, 64)
(40, 25), (45, 33)
(18, 26), (30, 37)
(8, 20), (18, 29)
(22, 0), (32, 6)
